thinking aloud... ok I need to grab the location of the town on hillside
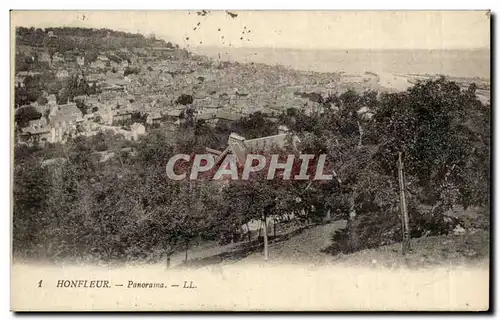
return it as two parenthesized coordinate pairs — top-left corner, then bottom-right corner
(9, 8), (493, 312)
(12, 25), (490, 277)
(14, 27), (365, 152)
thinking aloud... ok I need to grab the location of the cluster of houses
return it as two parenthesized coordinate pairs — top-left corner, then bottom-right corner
(15, 84), (250, 148)
(16, 29), (355, 152)
(16, 92), (147, 147)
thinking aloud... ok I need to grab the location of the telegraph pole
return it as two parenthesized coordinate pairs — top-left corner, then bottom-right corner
(398, 152), (411, 254)
(262, 213), (269, 261)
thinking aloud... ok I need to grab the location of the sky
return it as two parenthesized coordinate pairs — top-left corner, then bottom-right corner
(10, 10), (490, 50)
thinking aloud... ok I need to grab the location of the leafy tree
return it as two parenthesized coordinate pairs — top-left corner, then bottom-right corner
(333, 78), (490, 252)
(371, 77), (489, 213)
(15, 106), (42, 127)
(12, 158), (50, 256)
(175, 94), (194, 106)
(233, 112), (279, 139)
(124, 67), (140, 76)
(36, 96), (48, 106)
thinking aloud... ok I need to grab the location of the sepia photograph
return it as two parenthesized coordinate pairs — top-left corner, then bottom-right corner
(9, 9), (491, 311)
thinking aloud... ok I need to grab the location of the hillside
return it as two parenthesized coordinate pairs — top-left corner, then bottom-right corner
(13, 27), (490, 270)
(160, 206), (489, 269)
(13, 26), (429, 116)
(168, 218), (489, 270)
(14, 26), (490, 117)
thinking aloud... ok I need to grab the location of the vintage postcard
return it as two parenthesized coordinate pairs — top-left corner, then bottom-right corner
(10, 10), (490, 311)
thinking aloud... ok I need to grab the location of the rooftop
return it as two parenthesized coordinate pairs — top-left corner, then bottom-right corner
(17, 71), (41, 77)
(165, 110), (183, 117)
(148, 111), (163, 119)
(244, 133), (298, 152)
(114, 109), (133, 116)
(197, 110), (241, 122)
(131, 123), (145, 131)
(213, 131), (301, 166)
(49, 103), (83, 126)
(103, 78), (129, 87)
(21, 127), (51, 135)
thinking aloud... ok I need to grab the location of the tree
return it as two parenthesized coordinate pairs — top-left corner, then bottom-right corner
(15, 106), (42, 127)
(233, 112), (279, 139)
(285, 78), (489, 253)
(124, 67), (141, 76)
(36, 96), (48, 106)
(339, 78), (490, 251)
(12, 158), (50, 256)
(372, 77), (489, 213)
(175, 94), (194, 106)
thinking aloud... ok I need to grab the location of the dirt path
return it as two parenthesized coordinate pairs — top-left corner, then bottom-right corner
(222, 220), (347, 266)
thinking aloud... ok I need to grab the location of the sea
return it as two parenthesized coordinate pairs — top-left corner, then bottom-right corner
(190, 47), (490, 79)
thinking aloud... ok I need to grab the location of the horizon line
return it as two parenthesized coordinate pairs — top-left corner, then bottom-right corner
(187, 45), (490, 51)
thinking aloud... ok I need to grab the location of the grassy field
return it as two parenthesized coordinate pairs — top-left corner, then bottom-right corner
(170, 218), (489, 270)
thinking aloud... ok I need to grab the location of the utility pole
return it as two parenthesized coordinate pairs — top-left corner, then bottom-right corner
(262, 213), (268, 261)
(398, 152), (411, 254)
